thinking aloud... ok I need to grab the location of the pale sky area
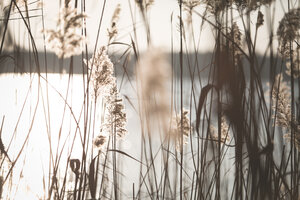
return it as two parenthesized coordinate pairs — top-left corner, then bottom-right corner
(1, 0), (296, 54)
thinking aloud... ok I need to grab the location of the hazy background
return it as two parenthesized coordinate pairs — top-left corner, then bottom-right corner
(0, 0), (292, 54)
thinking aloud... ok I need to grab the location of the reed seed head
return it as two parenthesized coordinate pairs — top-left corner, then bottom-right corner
(203, 0), (229, 14)
(271, 74), (291, 129)
(183, 0), (200, 11)
(170, 110), (192, 151)
(44, 0), (86, 58)
(209, 116), (230, 143)
(105, 86), (128, 139)
(182, 0), (200, 27)
(256, 11), (264, 28)
(86, 46), (116, 99)
(277, 8), (300, 57)
(221, 22), (243, 66)
(285, 47), (300, 78)
(136, 0), (155, 9)
(89, 47), (128, 149)
(137, 47), (171, 119)
(283, 130), (300, 152)
(233, 0), (274, 11)
(108, 4), (121, 42)
(93, 135), (107, 149)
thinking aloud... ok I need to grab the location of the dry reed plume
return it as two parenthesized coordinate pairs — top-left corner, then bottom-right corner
(170, 109), (192, 150)
(87, 46), (127, 148)
(86, 46), (116, 99)
(137, 47), (171, 120)
(272, 74), (291, 129)
(44, 0), (86, 58)
(108, 4), (121, 42)
(209, 116), (230, 143)
(277, 8), (300, 57)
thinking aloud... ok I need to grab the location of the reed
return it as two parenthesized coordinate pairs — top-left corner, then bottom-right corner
(0, 0), (300, 199)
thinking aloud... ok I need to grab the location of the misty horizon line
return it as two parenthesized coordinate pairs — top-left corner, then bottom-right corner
(0, 50), (283, 78)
